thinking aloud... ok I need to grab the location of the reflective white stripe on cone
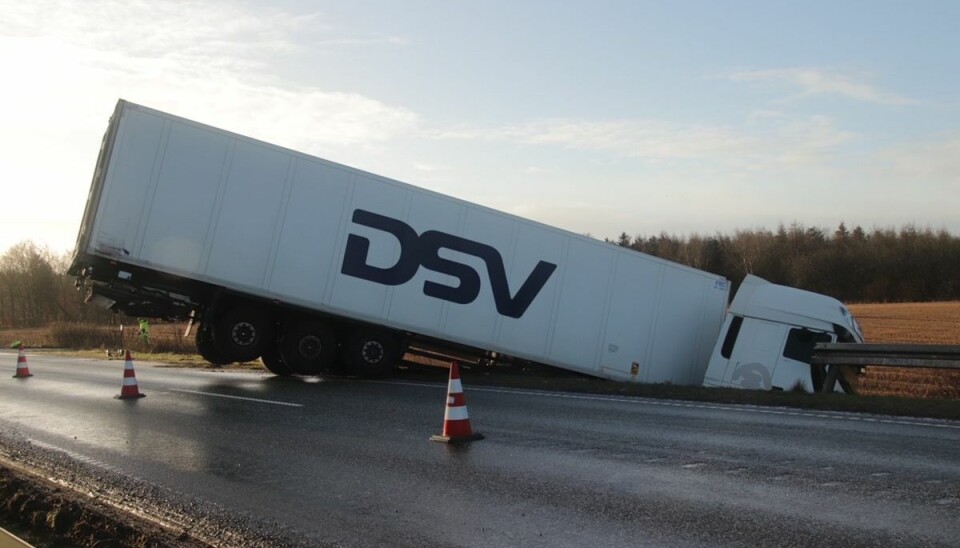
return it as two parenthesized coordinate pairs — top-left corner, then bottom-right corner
(12, 343), (32, 378)
(431, 361), (483, 444)
(115, 350), (146, 399)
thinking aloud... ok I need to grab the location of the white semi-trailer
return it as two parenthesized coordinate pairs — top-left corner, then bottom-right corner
(70, 100), (863, 392)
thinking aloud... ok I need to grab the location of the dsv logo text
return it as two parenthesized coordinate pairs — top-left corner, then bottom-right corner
(340, 210), (557, 319)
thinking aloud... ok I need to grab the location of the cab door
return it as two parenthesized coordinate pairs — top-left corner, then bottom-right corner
(706, 315), (789, 390)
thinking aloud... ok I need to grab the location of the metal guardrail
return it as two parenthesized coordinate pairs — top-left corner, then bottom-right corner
(812, 343), (960, 393)
(812, 343), (960, 369)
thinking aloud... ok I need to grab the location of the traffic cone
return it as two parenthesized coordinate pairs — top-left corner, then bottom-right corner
(12, 343), (32, 378)
(431, 361), (483, 444)
(115, 350), (146, 399)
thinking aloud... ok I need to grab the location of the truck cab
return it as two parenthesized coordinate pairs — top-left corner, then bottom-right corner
(702, 275), (864, 393)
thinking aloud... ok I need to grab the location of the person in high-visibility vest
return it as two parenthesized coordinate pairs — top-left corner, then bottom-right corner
(138, 318), (150, 344)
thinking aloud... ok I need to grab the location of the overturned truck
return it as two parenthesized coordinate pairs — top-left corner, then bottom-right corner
(70, 100), (863, 392)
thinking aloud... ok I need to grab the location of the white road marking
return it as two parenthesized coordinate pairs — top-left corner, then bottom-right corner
(170, 389), (303, 407)
(378, 380), (960, 431)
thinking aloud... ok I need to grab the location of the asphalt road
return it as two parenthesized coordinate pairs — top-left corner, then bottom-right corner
(1, 351), (959, 547)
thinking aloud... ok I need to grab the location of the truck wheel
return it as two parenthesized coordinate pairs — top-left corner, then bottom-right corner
(260, 344), (293, 376)
(279, 320), (337, 375)
(343, 329), (400, 377)
(213, 304), (273, 363)
(196, 322), (231, 365)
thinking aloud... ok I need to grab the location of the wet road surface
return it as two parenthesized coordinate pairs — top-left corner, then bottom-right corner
(1, 351), (959, 547)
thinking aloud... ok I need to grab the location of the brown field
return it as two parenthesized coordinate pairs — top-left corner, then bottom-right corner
(849, 302), (960, 345)
(848, 302), (960, 399)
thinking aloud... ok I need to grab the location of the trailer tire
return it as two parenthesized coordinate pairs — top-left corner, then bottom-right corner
(196, 322), (231, 366)
(213, 304), (273, 363)
(279, 320), (337, 375)
(260, 344), (293, 376)
(343, 330), (400, 377)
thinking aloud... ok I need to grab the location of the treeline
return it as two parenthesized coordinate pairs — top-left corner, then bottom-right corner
(0, 241), (112, 328)
(609, 223), (960, 303)
(1, 223), (958, 328)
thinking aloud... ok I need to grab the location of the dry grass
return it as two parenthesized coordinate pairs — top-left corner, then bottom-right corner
(848, 302), (960, 399)
(2, 322), (195, 355)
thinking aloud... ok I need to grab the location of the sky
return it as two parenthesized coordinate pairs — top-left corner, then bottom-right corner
(2, 0), (958, 256)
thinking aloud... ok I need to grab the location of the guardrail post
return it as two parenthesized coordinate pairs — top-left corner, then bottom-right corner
(820, 365), (840, 393)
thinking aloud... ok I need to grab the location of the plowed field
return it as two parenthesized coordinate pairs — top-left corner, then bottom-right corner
(848, 302), (960, 399)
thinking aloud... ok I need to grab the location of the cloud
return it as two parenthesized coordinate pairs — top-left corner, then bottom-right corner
(429, 120), (751, 160)
(6, 1), (310, 68)
(727, 67), (916, 105)
(413, 162), (445, 172)
(871, 136), (960, 189)
(0, 0), (417, 252)
(0, 0), (417, 152)
(314, 36), (410, 47)
(427, 115), (857, 169)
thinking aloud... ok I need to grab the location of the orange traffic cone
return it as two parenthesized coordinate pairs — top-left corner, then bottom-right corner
(12, 343), (32, 378)
(431, 361), (483, 444)
(115, 350), (146, 399)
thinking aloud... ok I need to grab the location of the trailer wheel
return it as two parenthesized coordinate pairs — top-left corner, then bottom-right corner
(260, 344), (293, 376)
(279, 320), (337, 375)
(196, 322), (231, 366)
(213, 304), (273, 363)
(343, 329), (400, 377)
